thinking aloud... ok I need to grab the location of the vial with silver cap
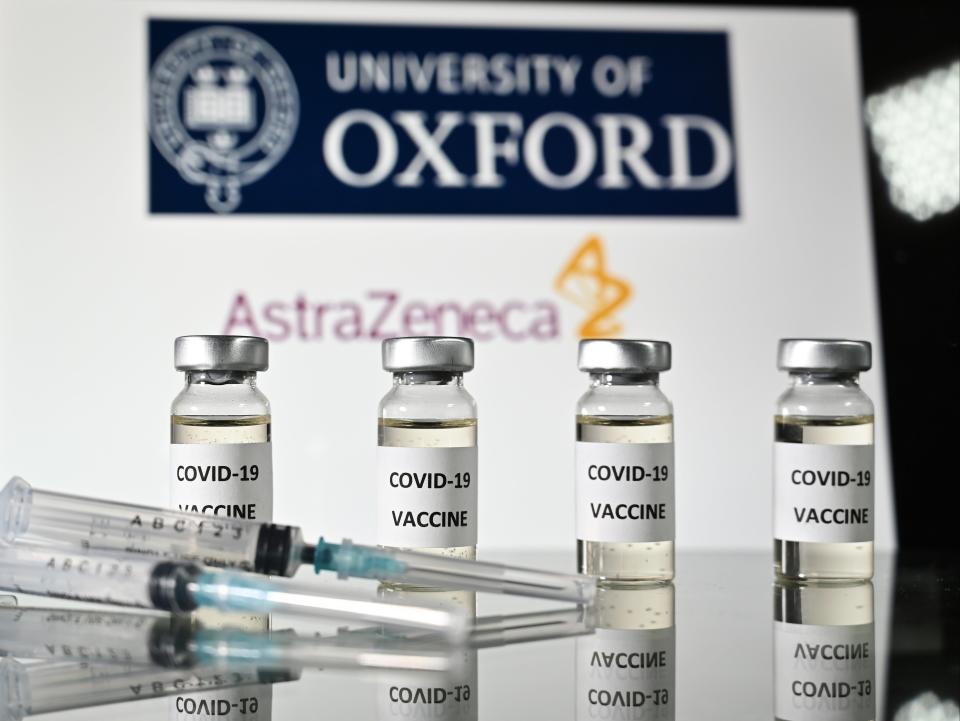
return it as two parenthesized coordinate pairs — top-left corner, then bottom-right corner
(774, 339), (875, 581)
(576, 339), (675, 582)
(377, 337), (478, 566)
(169, 335), (276, 719)
(170, 336), (273, 525)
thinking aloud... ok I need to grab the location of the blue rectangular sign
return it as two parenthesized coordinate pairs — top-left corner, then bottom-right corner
(149, 19), (738, 215)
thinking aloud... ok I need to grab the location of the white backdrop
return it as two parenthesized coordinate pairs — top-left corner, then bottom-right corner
(0, 1), (894, 551)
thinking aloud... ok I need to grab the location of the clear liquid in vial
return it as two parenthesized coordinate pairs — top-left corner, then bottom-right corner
(378, 418), (477, 563)
(577, 415), (674, 583)
(774, 415), (874, 582)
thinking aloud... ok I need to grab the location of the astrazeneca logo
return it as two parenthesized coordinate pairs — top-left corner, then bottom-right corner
(555, 236), (632, 338)
(149, 26), (299, 213)
(222, 236), (630, 343)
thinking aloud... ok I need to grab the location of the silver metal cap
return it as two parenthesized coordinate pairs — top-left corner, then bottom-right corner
(777, 339), (871, 373)
(174, 335), (269, 372)
(578, 339), (671, 373)
(382, 337), (474, 373)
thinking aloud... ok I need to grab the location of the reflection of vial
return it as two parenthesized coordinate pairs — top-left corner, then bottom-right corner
(576, 340), (675, 583)
(774, 581), (875, 721)
(378, 587), (478, 721)
(576, 584), (676, 721)
(377, 337), (478, 566)
(170, 335), (274, 721)
(774, 339), (874, 581)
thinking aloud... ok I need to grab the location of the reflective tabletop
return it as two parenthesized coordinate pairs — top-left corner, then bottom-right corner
(2, 551), (957, 721)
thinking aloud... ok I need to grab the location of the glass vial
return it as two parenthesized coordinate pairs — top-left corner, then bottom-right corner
(773, 581), (875, 721)
(576, 339), (675, 583)
(774, 339), (874, 581)
(170, 335), (273, 524)
(377, 337), (478, 565)
(576, 584), (676, 721)
(169, 335), (274, 721)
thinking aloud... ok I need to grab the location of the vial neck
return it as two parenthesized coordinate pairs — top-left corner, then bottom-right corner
(789, 371), (860, 387)
(393, 372), (463, 386)
(590, 372), (660, 386)
(185, 370), (258, 387)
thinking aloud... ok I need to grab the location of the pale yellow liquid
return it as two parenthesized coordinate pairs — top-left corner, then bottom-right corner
(171, 415), (271, 444)
(774, 416), (874, 581)
(577, 415), (674, 583)
(594, 583), (675, 631)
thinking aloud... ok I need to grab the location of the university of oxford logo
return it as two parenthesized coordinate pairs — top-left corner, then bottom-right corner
(149, 26), (299, 213)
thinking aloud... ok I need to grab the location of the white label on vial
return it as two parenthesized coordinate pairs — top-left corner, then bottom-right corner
(576, 442), (675, 543)
(774, 621), (875, 721)
(378, 650), (478, 720)
(774, 443), (874, 543)
(576, 627), (676, 721)
(170, 443), (273, 523)
(377, 446), (478, 548)
(174, 687), (272, 721)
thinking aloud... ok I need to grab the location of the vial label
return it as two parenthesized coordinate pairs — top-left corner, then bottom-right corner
(377, 446), (478, 548)
(576, 442), (674, 543)
(169, 443), (273, 523)
(774, 621), (875, 721)
(576, 627), (675, 721)
(774, 443), (874, 543)
(377, 649), (478, 721)
(173, 688), (271, 720)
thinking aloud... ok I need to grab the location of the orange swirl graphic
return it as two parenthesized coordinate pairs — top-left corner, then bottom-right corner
(554, 236), (632, 338)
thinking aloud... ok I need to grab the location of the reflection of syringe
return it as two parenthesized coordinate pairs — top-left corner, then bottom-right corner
(0, 658), (299, 721)
(338, 606), (596, 649)
(1, 478), (594, 603)
(0, 544), (465, 639)
(0, 607), (461, 674)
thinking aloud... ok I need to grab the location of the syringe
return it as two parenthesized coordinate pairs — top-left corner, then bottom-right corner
(1, 477), (595, 603)
(0, 658), (299, 721)
(0, 606), (460, 674)
(0, 544), (466, 640)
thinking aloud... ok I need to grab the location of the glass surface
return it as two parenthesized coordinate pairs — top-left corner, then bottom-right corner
(5, 550), (956, 721)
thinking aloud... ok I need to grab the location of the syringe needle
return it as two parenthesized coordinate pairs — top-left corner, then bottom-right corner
(310, 539), (597, 604)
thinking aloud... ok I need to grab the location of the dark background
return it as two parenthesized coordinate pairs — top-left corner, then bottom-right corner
(859, 1), (959, 705)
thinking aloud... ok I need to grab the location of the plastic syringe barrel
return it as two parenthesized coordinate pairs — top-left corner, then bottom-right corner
(313, 539), (598, 604)
(0, 544), (163, 609)
(0, 477), (302, 576)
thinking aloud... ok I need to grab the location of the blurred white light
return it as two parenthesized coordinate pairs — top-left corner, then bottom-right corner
(894, 692), (960, 721)
(865, 60), (960, 222)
